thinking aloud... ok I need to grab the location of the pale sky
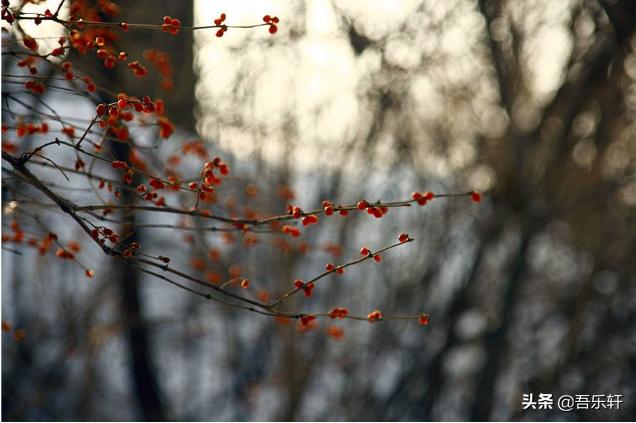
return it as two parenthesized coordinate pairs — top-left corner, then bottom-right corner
(193, 0), (573, 181)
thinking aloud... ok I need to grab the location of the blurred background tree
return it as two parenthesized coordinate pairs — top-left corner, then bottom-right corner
(2, 0), (635, 420)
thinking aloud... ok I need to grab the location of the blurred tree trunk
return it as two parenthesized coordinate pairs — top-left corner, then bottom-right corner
(71, 0), (196, 419)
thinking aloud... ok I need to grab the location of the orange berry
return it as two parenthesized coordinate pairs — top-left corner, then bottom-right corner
(328, 307), (348, 319)
(326, 326), (344, 341)
(367, 310), (383, 323)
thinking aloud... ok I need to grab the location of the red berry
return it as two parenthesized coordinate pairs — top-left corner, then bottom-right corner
(325, 263), (335, 272)
(302, 282), (314, 297)
(357, 200), (369, 210)
(360, 247), (371, 256)
(371, 207), (383, 218)
(399, 233), (409, 243)
(149, 179), (165, 190)
(300, 315), (316, 326)
(324, 205), (333, 216)
(411, 191), (422, 201)
(123, 170), (134, 184)
(23, 36), (38, 51)
(373, 254), (382, 262)
(302, 214), (318, 226)
(471, 191), (482, 203)
(294, 279), (304, 289)
(268, 24), (278, 34)
(418, 314), (430, 326)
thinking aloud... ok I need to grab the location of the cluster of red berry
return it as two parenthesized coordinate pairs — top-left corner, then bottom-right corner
(294, 279), (315, 297)
(329, 308), (349, 319)
(263, 14), (279, 34)
(161, 15), (181, 35)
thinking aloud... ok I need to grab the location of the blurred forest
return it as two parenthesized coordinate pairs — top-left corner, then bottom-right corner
(2, 0), (635, 421)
